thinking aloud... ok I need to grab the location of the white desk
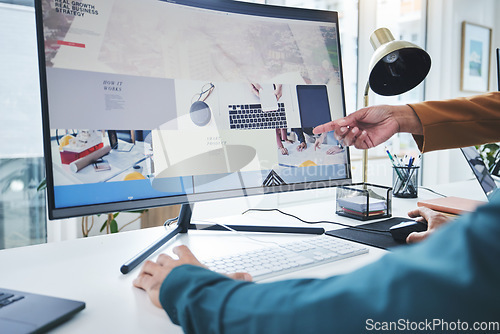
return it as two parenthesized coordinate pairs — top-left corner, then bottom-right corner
(0, 180), (488, 333)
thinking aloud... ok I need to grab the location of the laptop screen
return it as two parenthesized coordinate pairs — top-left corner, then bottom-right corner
(461, 146), (498, 199)
(497, 48), (499, 91)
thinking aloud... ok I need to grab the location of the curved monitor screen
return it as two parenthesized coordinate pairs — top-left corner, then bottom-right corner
(35, 0), (351, 219)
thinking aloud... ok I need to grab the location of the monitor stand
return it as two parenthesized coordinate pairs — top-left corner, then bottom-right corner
(120, 203), (324, 274)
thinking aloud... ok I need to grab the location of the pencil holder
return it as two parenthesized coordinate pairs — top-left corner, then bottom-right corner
(392, 166), (419, 198)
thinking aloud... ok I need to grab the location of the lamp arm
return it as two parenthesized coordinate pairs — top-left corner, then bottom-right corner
(362, 81), (370, 183)
(363, 81), (370, 108)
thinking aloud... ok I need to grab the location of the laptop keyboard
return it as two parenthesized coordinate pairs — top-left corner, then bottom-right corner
(201, 235), (368, 281)
(228, 103), (287, 129)
(0, 292), (24, 308)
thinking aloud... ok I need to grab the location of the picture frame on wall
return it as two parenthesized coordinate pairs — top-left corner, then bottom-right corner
(461, 21), (492, 92)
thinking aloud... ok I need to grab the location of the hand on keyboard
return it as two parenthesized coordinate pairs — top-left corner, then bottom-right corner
(134, 245), (253, 308)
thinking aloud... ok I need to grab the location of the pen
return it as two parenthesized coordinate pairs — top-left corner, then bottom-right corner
(385, 148), (396, 165)
(386, 149), (405, 181)
(415, 154), (422, 167)
(393, 153), (401, 167)
(401, 155), (418, 194)
(405, 156), (415, 192)
(407, 156), (414, 170)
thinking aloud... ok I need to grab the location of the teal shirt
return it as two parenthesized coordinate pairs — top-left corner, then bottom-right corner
(159, 191), (500, 333)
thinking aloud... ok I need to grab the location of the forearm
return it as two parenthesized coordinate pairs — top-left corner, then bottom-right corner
(160, 266), (247, 333)
(160, 197), (500, 334)
(292, 128), (306, 143)
(391, 104), (423, 135)
(409, 92), (500, 152)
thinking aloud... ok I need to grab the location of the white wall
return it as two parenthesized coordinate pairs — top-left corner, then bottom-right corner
(422, 0), (499, 186)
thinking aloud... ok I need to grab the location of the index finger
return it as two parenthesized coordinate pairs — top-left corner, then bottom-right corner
(407, 207), (434, 221)
(313, 116), (352, 134)
(313, 121), (337, 134)
(173, 245), (198, 261)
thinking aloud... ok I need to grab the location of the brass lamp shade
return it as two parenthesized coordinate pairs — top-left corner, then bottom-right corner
(368, 28), (431, 96)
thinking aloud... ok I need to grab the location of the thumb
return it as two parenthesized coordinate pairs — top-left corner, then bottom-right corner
(406, 230), (430, 244)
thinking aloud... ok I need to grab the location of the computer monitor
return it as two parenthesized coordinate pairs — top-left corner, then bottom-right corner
(35, 0), (350, 223)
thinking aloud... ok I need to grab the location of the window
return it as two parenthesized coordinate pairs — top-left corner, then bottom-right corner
(0, 1), (46, 249)
(371, 0), (426, 159)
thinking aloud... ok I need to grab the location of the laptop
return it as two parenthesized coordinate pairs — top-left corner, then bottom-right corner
(492, 48), (500, 176)
(417, 147), (498, 215)
(228, 102), (288, 130)
(0, 287), (85, 334)
(497, 47), (499, 91)
(461, 146), (498, 198)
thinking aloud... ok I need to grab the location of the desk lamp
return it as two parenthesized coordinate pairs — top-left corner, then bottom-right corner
(362, 27), (431, 182)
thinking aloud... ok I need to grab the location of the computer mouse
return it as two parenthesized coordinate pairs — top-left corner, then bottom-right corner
(190, 101), (211, 126)
(389, 220), (427, 242)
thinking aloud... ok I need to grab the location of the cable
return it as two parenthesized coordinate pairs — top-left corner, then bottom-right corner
(242, 208), (391, 235)
(162, 216), (282, 246)
(418, 187), (447, 198)
(163, 216), (179, 227)
(165, 208), (394, 239)
(193, 219), (283, 247)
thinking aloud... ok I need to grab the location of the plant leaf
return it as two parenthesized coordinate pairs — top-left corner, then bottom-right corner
(484, 143), (499, 151)
(37, 178), (47, 191)
(110, 220), (118, 233)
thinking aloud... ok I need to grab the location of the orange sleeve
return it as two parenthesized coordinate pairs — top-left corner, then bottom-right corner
(408, 92), (500, 153)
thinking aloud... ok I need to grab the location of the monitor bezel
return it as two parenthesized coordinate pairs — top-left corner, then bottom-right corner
(34, 0), (352, 220)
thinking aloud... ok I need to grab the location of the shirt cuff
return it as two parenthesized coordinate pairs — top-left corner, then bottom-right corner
(159, 265), (208, 324)
(159, 264), (248, 328)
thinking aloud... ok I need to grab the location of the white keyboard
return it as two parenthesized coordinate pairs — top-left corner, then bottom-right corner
(202, 235), (368, 281)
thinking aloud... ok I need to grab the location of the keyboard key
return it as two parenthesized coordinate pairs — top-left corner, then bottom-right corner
(201, 235), (368, 281)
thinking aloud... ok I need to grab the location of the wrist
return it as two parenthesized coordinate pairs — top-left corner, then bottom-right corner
(392, 104), (423, 135)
